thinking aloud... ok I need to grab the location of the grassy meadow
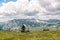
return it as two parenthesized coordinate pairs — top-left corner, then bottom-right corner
(0, 30), (60, 40)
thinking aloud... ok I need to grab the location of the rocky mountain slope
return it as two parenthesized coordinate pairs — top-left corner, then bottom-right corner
(1, 19), (60, 31)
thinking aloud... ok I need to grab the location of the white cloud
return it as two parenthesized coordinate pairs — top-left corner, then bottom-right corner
(0, 0), (60, 22)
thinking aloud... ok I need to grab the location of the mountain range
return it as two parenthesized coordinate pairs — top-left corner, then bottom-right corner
(0, 19), (60, 31)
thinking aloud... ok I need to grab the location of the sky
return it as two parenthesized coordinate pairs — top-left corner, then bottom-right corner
(0, 0), (60, 22)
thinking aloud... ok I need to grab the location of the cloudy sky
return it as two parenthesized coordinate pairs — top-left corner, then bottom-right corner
(0, 0), (60, 22)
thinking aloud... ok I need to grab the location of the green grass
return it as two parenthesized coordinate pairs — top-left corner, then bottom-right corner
(0, 30), (60, 40)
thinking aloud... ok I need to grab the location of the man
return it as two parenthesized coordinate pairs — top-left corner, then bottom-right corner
(21, 25), (25, 32)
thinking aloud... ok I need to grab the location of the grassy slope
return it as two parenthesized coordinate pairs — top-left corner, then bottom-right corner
(0, 30), (60, 40)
